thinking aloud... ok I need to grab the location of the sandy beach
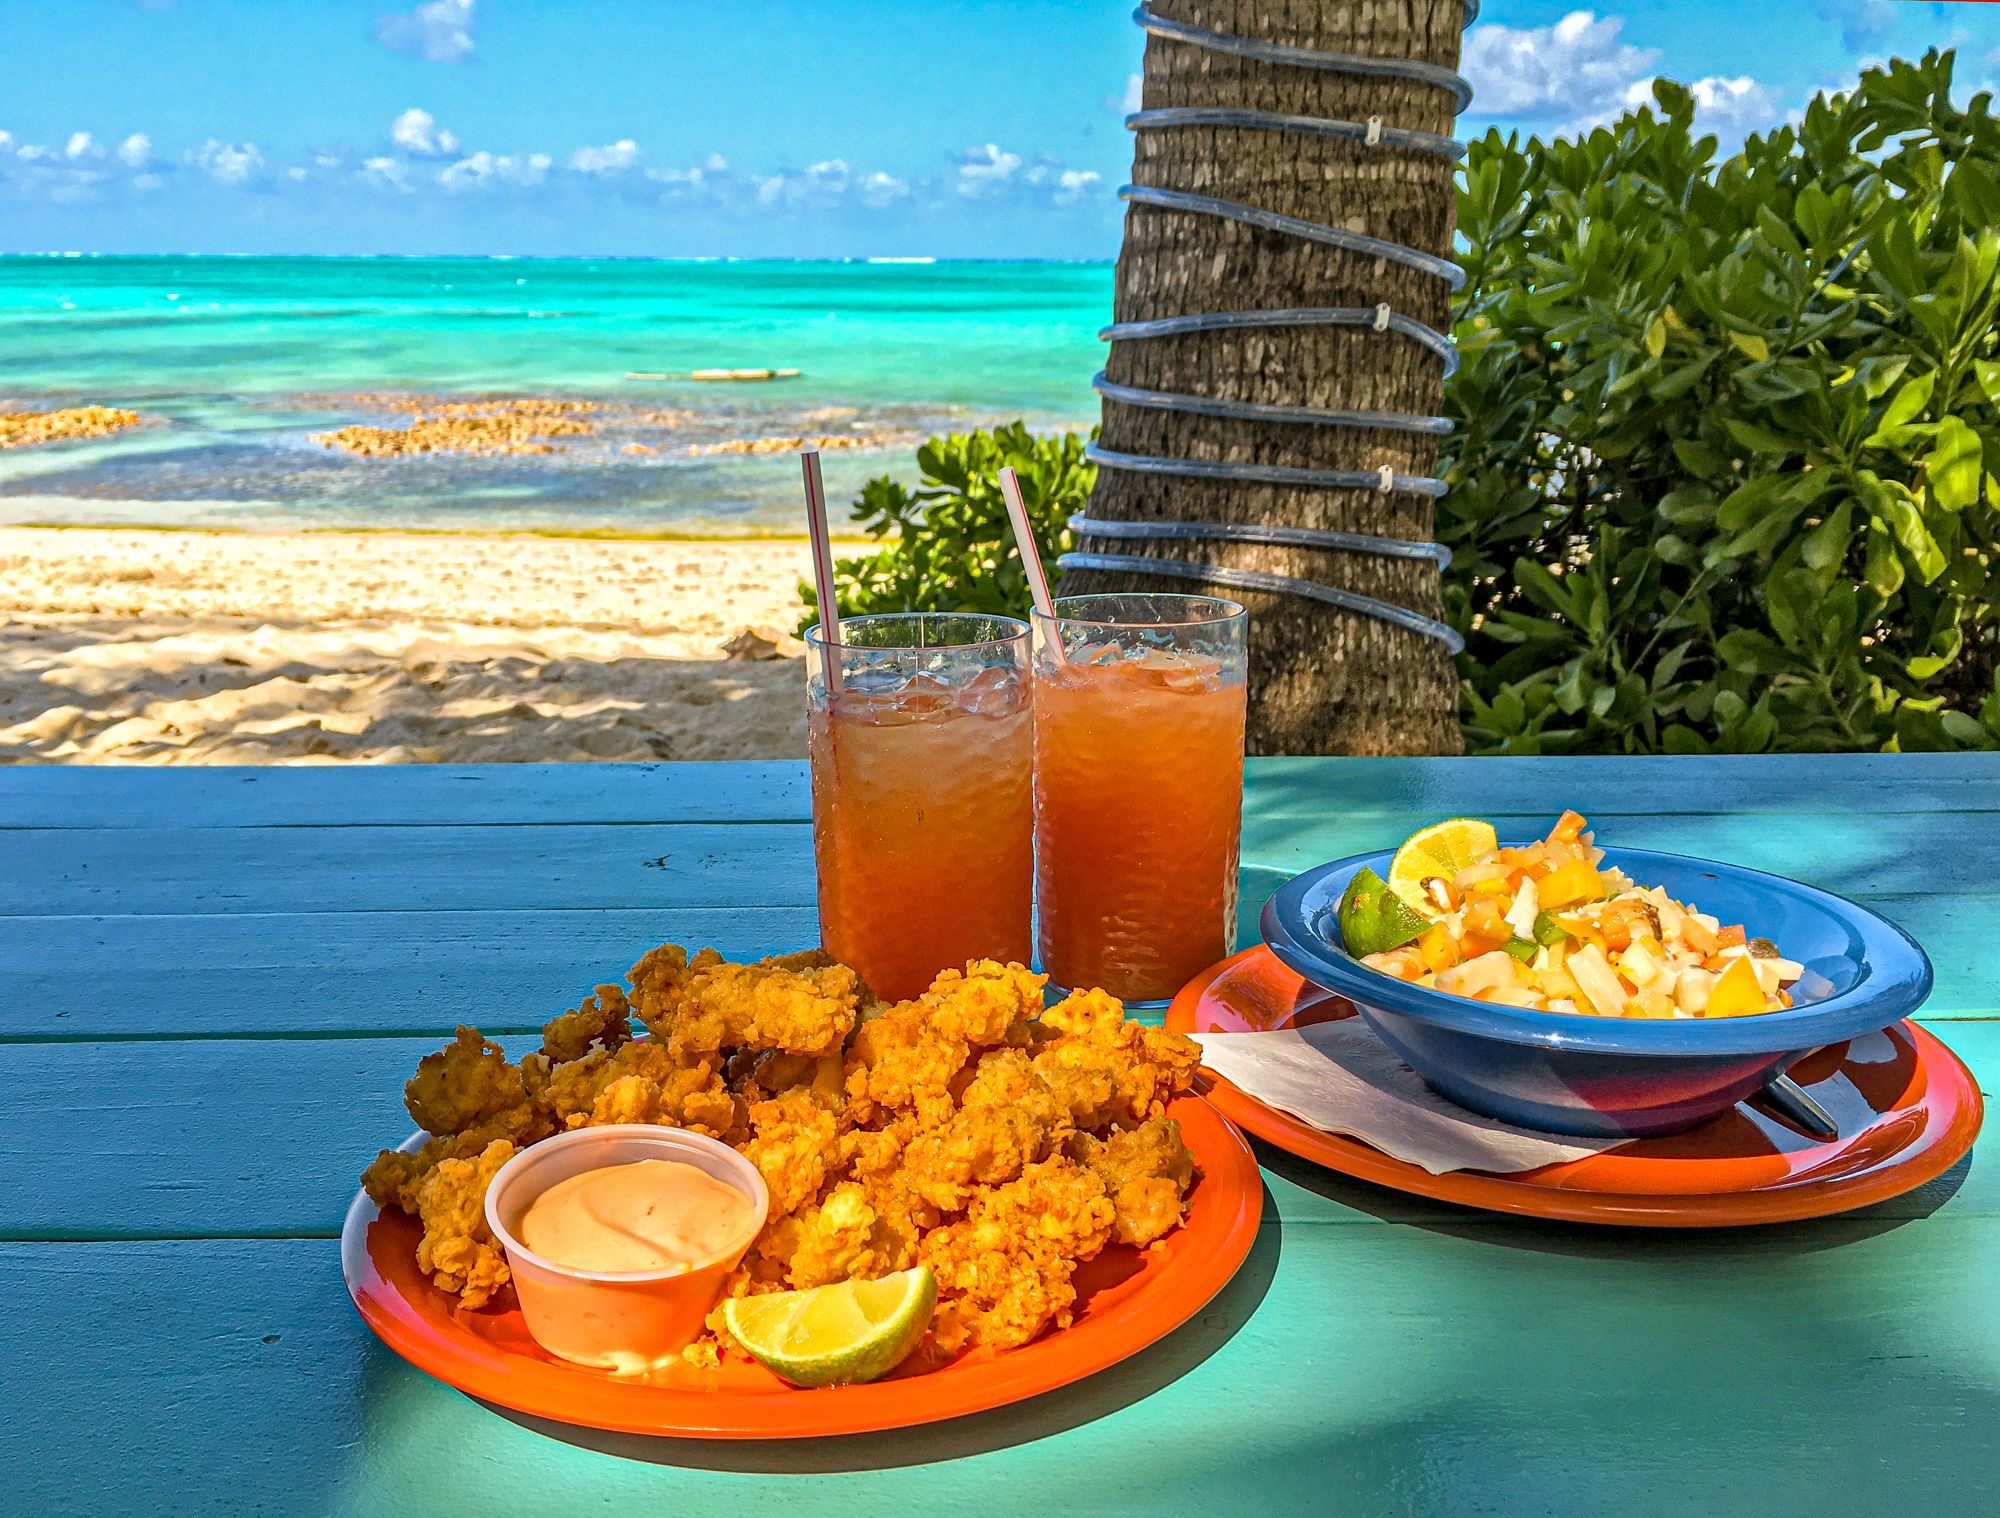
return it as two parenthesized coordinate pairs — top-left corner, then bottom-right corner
(0, 527), (818, 764)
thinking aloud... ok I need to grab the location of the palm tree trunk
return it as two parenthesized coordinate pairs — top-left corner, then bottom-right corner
(1061, 0), (1466, 755)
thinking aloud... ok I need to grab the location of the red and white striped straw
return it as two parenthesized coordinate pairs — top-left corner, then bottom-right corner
(800, 449), (842, 687)
(998, 465), (1066, 663)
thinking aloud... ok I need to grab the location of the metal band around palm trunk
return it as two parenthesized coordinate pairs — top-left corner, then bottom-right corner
(1067, 514), (1453, 568)
(1057, 552), (1467, 656)
(1082, 2), (1474, 648)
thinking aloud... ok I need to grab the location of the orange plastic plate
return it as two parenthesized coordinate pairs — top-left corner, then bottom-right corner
(1167, 947), (1982, 1227)
(342, 1094), (1262, 1438)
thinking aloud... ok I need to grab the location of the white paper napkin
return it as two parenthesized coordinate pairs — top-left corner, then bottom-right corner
(1193, 1021), (1627, 1175)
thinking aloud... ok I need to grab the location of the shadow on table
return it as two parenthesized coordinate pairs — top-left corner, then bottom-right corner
(1254, 1134), (1973, 1258)
(484, 1181), (1284, 1473)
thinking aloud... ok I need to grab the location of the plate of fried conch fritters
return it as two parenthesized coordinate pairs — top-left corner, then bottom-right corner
(359, 947), (1232, 1371)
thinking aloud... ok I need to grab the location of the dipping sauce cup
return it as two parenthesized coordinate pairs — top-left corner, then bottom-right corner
(483, 1126), (769, 1373)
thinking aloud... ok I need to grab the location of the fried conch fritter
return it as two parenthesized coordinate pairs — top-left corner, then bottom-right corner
(361, 946), (1201, 1361)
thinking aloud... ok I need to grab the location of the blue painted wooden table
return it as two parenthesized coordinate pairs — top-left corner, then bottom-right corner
(4, 756), (1998, 1516)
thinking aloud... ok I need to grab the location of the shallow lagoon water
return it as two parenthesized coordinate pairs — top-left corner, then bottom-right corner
(0, 256), (1109, 535)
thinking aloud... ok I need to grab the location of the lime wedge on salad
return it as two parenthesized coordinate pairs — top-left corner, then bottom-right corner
(721, 1266), (936, 1388)
(1386, 817), (1499, 911)
(1337, 867), (1431, 957)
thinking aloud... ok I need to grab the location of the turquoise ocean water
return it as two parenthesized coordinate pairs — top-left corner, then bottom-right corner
(0, 256), (1110, 535)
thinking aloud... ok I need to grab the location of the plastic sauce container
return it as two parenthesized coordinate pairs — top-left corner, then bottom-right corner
(483, 1125), (769, 1373)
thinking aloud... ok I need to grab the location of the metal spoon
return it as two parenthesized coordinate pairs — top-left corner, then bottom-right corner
(1755, 1071), (1838, 1141)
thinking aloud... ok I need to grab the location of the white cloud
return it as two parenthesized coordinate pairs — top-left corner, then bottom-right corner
(361, 155), (412, 191)
(375, 0), (476, 64)
(390, 107), (458, 157)
(194, 140), (263, 184)
(570, 138), (640, 175)
(856, 169), (910, 208)
(0, 115), (1106, 223)
(1686, 75), (1785, 138)
(1464, 11), (1659, 118)
(1566, 71), (1787, 142)
(1107, 72), (1143, 115)
(953, 143), (1022, 196)
(1052, 168), (1101, 206)
(437, 149), (551, 192)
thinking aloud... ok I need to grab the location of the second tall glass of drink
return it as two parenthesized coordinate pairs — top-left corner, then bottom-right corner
(806, 613), (1035, 1002)
(1031, 594), (1249, 1004)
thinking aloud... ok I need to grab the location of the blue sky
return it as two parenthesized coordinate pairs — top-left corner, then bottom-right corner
(0, 0), (1993, 258)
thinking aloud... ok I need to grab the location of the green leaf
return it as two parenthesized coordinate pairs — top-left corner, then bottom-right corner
(1722, 419), (1794, 455)
(1799, 502), (1856, 572)
(1867, 371), (1937, 445)
(1717, 629), (1795, 674)
(1644, 317), (1667, 358)
(1728, 330), (1770, 361)
(1928, 416), (1985, 512)
(1858, 472), (1948, 582)
(1975, 360), (2000, 408)
(1863, 520), (1906, 596)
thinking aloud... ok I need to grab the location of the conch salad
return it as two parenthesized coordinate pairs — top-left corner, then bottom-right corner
(1355, 812), (1804, 1019)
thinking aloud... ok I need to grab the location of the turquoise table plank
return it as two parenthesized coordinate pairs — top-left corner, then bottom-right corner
(6, 808), (1996, 920)
(0, 760), (813, 828)
(0, 1023), (1992, 1239)
(0, 886), (1988, 1040)
(0, 907), (825, 1039)
(7, 753), (2000, 829)
(5, 1218), (1999, 1518)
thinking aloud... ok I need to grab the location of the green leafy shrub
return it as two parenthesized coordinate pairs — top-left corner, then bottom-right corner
(1443, 52), (2000, 754)
(800, 422), (1094, 632)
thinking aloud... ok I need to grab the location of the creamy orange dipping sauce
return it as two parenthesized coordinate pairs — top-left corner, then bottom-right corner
(519, 1159), (756, 1274)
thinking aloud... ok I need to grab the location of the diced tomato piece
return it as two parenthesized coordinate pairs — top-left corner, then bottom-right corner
(1715, 925), (1747, 951)
(1550, 810), (1589, 844)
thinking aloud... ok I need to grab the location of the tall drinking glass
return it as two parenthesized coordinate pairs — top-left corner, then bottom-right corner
(1031, 593), (1249, 1004)
(806, 612), (1034, 1002)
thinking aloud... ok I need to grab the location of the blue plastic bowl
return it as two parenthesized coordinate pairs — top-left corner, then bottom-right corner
(1260, 846), (1934, 1138)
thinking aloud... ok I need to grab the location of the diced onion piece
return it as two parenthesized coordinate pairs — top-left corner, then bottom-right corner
(1679, 913), (1719, 955)
(1504, 877), (1540, 940)
(1675, 968), (1714, 1012)
(1567, 943), (1630, 1018)
(1617, 939), (1664, 987)
(1436, 950), (1525, 999)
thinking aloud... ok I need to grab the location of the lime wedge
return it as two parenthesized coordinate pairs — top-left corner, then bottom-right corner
(1386, 818), (1499, 910)
(721, 1266), (936, 1388)
(1338, 867), (1431, 957)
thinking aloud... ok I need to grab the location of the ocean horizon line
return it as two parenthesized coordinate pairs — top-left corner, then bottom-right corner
(1, 251), (1116, 266)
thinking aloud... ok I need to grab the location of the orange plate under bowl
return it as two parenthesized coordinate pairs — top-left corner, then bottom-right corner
(341, 1095), (1262, 1439)
(1166, 948), (1982, 1227)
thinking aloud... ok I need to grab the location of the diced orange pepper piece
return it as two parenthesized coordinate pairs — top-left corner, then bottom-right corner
(1465, 898), (1510, 940)
(1706, 955), (1767, 1017)
(1538, 859), (1603, 909)
(1715, 925), (1747, 951)
(1550, 810), (1589, 844)
(1417, 926), (1457, 974)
